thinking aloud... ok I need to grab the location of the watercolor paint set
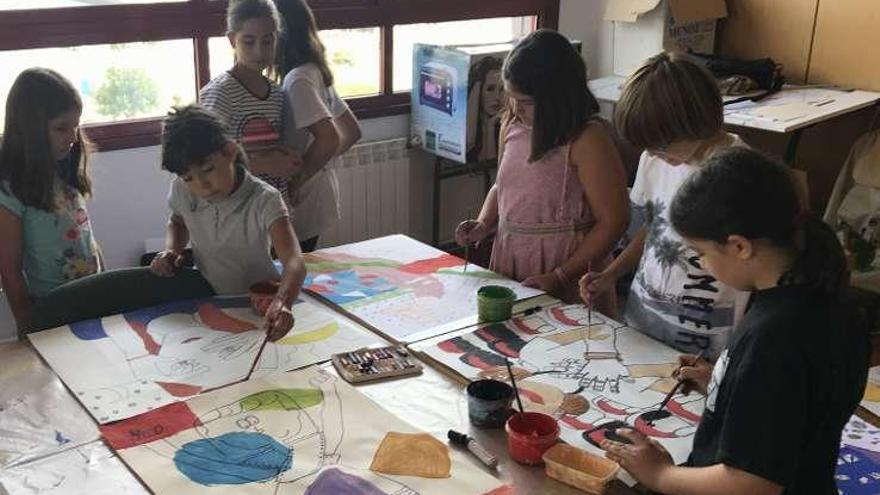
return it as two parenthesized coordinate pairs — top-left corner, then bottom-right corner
(332, 345), (424, 383)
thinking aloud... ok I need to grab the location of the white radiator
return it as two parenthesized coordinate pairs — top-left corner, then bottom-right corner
(319, 138), (410, 248)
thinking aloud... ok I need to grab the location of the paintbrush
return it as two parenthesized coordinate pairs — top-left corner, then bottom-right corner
(581, 261), (592, 356)
(505, 358), (526, 416)
(463, 209), (474, 273)
(647, 350), (705, 425)
(244, 330), (271, 381)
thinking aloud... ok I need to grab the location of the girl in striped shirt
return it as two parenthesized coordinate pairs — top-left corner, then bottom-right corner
(199, 0), (302, 226)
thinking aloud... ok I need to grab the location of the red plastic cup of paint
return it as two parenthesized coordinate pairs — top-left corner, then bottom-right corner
(505, 412), (560, 465)
(249, 280), (280, 316)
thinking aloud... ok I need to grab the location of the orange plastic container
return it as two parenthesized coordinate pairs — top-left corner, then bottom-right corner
(543, 444), (619, 494)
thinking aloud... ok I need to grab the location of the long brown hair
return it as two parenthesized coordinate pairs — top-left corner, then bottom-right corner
(272, 0), (333, 86)
(0, 68), (91, 211)
(502, 29), (600, 162)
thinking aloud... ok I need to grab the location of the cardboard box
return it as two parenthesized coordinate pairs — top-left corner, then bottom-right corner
(410, 42), (514, 164)
(605, 0), (728, 76)
(410, 40), (583, 164)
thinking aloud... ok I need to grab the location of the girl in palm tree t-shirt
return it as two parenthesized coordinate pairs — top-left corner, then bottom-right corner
(580, 53), (744, 359)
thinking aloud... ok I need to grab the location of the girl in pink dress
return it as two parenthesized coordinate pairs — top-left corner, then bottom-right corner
(456, 30), (629, 312)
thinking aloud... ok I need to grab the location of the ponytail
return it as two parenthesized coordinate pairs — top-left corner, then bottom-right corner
(670, 147), (848, 297)
(784, 215), (848, 296)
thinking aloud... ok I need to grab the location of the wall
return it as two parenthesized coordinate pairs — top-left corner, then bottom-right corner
(809, 0), (880, 91)
(718, 0), (880, 214)
(0, 0), (606, 341)
(717, 0), (819, 84)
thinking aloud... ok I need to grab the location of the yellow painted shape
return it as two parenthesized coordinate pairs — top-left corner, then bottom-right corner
(277, 322), (338, 345)
(864, 381), (880, 403)
(545, 326), (610, 346)
(370, 432), (451, 478)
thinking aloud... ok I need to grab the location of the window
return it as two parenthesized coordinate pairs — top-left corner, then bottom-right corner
(210, 28), (383, 98)
(393, 17), (534, 92)
(0, 0), (182, 10)
(321, 28), (381, 98)
(0, 41), (196, 130)
(0, 0), (559, 150)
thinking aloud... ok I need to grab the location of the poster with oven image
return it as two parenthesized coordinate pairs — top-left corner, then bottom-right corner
(411, 42), (513, 163)
(411, 40), (582, 164)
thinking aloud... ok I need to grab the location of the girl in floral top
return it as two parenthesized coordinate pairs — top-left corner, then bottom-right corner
(0, 68), (101, 336)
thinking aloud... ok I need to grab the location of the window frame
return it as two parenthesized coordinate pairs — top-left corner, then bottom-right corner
(0, 0), (559, 151)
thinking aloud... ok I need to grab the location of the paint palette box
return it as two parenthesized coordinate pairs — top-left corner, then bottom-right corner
(410, 42), (514, 164)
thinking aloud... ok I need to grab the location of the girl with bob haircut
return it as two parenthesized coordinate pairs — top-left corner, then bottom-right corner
(581, 52), (744, 358)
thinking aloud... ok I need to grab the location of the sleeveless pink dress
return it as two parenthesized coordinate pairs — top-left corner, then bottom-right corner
(490, 122), (610, 307)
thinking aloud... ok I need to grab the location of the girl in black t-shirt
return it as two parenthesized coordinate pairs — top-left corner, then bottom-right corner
(602, 147), (868, 495)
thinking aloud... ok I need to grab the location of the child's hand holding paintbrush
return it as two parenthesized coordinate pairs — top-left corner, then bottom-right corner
(672, 352), (713, 396)
(263, 297), (295, 341)
(644, 350), (706, 426)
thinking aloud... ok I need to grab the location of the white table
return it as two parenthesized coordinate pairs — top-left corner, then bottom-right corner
(0, 299), (638, 494)
(588, 75), (880, 163)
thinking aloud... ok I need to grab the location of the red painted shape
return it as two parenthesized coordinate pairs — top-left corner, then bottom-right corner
(399, 253), (462, 274)
(588, 430), (609, 446)
(198, 303), (257, 333)
(596, 399), (629, 416)
(155, 381), (203, 397)
(494, 342), (520, 358)
(634, 417), (677, 438)
(482, 485), (515, 495)
(100, 402), (201, 450)
(667, 399), (702, 423)
(551, 307), (585, 327)
(462, 355), (496, 370)
(519, 387), (545, 405)
(127, 320), (161, 355)
(483, 485), (516, 495)
(437, 339), (463, 353)
(511, 317), (541, 335)
(309, 284), (331, 293)
(561, 416), (594, 430)
(475, 327), (496, 343)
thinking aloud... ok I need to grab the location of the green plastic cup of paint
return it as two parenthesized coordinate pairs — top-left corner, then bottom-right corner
(477, 285), (516, 323)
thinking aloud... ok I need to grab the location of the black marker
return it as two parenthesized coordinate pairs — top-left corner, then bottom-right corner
(448, 430), (498, 470)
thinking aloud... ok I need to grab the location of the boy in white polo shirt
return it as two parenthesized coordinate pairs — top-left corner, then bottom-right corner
(151, 104), (306, 340)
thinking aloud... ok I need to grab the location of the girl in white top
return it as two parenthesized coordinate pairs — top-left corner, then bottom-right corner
(273, 0), (362, 252)
(580, 53), (744, 360)
(199, 0), (301, 209)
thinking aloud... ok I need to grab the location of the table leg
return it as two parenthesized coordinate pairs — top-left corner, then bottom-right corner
(783, 128), (805, 165)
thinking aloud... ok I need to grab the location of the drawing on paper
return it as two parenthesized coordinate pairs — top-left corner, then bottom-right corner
(837, 415), (880, 495)
(0, 342), (98, 469)
(304, 235), (541, 342)
(28, 296), (380, 424)
(0, 440), (148, 495)
(417, 304), (705, 464)
(100, 366), (502, 494)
